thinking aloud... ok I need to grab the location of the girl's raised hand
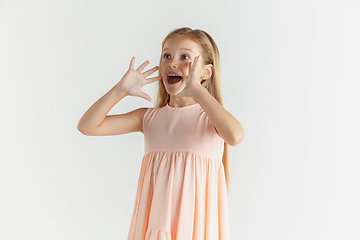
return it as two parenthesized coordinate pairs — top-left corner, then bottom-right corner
(116, 57), (162, 102)
(175, 55), (203, 101)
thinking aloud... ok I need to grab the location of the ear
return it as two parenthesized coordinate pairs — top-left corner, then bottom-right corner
(202, 64), (213, 80)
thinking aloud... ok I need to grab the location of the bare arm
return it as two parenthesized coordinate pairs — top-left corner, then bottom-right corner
(77, 87), (148, 135)
(77, 57), (162, 136)
(192, 86), (244, 146)
(174, 55), (244, 146)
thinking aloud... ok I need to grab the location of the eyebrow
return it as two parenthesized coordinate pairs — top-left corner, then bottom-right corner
(162, 48), (194, 53)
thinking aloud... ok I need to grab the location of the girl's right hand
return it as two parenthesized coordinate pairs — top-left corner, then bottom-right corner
(116, 57), (162, 102)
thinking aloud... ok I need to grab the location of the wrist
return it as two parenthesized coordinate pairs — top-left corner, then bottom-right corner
(112, 84), (128, 99)
(191, 84), (206, 102)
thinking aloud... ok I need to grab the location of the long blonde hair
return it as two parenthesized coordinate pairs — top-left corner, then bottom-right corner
(155, 27), (230, 192)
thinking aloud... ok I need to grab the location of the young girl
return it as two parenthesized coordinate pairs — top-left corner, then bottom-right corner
(77, 27), (244, 240)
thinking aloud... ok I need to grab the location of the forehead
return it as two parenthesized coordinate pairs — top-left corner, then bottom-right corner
(162, 36), (202, 54)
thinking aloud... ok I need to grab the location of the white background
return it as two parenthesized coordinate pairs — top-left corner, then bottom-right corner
(1, 0), (359, 239)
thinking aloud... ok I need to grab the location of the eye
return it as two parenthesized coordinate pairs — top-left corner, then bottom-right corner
(181, 54), (190, 60)
(163, 54), (171, 59)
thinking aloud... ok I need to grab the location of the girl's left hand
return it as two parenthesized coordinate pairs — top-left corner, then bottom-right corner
(175, 55), (203, 101)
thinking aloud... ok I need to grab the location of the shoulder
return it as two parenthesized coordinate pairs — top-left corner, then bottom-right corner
(136, 107), (150, 120)
(128, 107), (149, 117)
(199, 108), (224, 141)
(136, 107), (150, 115)
(136, 107), (167, 132)
(140, 105), (168, 131)
(128, 107), (150, 133)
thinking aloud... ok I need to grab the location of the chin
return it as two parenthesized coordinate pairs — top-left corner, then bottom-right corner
(163, 81), (184, 96)
(165, 88), (182, 97)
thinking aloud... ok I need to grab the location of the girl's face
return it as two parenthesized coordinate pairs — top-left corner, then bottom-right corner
(160, 36), (209, 96)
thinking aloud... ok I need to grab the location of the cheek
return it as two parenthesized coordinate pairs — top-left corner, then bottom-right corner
(160, 64), (166, 76)
(159, 61), (168, 72)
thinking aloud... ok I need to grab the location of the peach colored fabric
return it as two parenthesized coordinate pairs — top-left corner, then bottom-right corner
(127, 103), (231, 240)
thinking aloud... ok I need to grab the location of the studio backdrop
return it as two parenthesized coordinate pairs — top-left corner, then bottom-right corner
(0, 0), (359, 239)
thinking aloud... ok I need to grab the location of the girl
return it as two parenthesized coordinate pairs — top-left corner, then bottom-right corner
(77, 27), (244, 240)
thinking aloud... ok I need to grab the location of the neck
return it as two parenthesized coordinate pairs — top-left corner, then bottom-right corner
(168, 96), (197, 108)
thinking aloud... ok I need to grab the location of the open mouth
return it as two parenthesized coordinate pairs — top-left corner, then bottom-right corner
(167, 74), (182, 84)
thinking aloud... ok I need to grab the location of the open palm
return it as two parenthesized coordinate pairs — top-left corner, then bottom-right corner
(117, 57), (162, 102)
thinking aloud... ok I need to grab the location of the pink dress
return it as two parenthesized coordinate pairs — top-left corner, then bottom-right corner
(127, 102), (231, 240)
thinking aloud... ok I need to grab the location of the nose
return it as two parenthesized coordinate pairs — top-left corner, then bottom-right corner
(169, 58), (178, 68)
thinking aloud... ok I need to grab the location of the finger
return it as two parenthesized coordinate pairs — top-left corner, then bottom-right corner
(145, 75), (162, 84)
(187, 61), (193, 75)
(136, 60), (150, 72)
(138, 91), (151, 102)
(129, 57), (135, 69)
(191, 55), (200, 71)
(143, 66), (159, 77)
(189, 57), (197, 72)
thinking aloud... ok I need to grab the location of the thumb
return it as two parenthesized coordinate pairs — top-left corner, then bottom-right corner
(138, 91), (151, 102)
